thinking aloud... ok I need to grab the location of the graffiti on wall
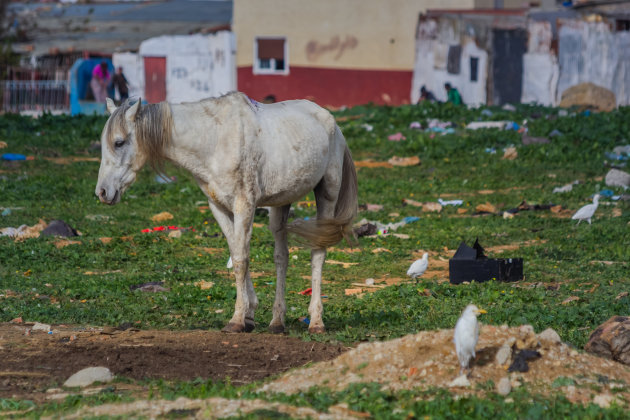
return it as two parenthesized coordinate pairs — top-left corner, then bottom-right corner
(306, 35), (358, 62)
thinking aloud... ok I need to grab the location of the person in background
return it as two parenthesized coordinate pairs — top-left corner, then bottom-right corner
(90, 61), (110, 103)
(444, 82), (463, 105)
(418, 85), (436, 103)
(262, 94), (276, 104)
(112, 66), (129, 103)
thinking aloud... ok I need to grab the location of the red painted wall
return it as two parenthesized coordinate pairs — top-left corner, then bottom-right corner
(144, 57), (166, 104)
(238, 66), (412, 108)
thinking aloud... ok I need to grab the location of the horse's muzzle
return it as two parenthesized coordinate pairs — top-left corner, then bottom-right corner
(97, 188), (119, 205)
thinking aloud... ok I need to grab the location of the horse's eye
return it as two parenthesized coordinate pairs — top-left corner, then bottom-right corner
(114, 140), (125, 148)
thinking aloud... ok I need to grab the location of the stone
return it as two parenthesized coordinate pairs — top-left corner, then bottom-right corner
(537, 328), (562, 345)
(497, 377), (511, 396)
(593, 394), (615, 408)
(448, 374), (471, 388)
(32, 322), (51, 332)
(495, 345), (512, 366)
(559, 82), (616, 112)
(41, 220), (79, 237)
(63, 367), (114, 388)
(585, 316), (630, 365)
(605, 169), (630, 189)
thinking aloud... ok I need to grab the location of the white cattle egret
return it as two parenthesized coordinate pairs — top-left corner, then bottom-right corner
(454, 304), (487, 375)
(407, 252), (429, 279)
(572, 194), (599, 225)
(226, 256), (233, 269)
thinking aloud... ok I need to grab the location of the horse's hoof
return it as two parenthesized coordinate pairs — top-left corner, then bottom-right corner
(222, 322), (246, 333)
(308, 325), (326, 334)
(268, 324), (285, 334)
(244, 317), (256, 333)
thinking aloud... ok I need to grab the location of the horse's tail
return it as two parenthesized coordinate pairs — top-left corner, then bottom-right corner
(287, 128), (358, 249)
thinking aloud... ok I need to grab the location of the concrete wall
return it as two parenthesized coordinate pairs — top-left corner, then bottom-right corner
(521, 20), (558, 105)
(115, 32), (236, 104)
(411, 17), (488, 106)
(557, 20), (630, 106)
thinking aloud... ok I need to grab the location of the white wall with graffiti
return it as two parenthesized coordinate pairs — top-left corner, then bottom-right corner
(113, 31), (236, 104)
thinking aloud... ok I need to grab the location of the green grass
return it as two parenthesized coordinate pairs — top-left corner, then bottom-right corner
(1, 103), (629, 417)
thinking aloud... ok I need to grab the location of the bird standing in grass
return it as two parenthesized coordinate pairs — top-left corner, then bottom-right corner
(572, 194), (599, 225)
(454, 304), (486, 375)
(407, 252), (429, 280)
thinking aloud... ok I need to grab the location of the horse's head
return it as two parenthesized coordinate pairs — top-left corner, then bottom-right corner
(95, 98), (144, 205)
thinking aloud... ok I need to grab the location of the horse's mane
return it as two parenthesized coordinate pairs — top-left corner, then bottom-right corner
(106, 100), (173, 173)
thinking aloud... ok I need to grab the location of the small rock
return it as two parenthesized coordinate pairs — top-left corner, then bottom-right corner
(365, 278), (375, 286)
(519, 325), (535, 336)
(585, 316), (630, 364)
(504, 337), (517, 347)
(605, 169), (630, 189)
(448, 374), (471, 388)
(32, 322), (51, 332)
(41, 220), (79, 237)
(537, 328), (562, 345)
(168, 230), (182, 238)
(63, 367), (113, 388)
(497, 377), (512, 396)
(496, 345), (512, 365)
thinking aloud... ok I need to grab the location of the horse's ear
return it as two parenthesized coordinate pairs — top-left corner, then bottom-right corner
(125, 98), (141, 122)
(106, 98), (117, 115)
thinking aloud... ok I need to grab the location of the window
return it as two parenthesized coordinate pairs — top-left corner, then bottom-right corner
(470, 57), (479, 82)
(447, 45), (462, 75)
(254, 37), (288, 75)
(617, 20), (630, 32)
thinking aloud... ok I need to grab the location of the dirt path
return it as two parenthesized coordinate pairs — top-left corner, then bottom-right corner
(0, 323), (347, 400)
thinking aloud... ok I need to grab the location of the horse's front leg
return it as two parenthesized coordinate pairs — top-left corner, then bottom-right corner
(209, 201), (257, 333)
(268, 205), (290, 334)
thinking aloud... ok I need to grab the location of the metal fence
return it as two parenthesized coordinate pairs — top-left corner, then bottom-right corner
(1, 80), (70, 113)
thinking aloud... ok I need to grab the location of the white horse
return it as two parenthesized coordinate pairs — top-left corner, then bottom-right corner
(95, 92), (358, 334)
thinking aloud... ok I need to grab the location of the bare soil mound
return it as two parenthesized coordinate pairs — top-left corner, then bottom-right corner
(262, 324), (630, 407)
(0, 323), (347, 399)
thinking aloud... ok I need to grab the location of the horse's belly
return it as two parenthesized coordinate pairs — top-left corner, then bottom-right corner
(258, 164), (325, 207)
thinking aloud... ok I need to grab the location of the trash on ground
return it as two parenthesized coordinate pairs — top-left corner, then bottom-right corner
(485, 147), (497, 154)
(508, 349), (541, 372)
(344, 288), (363, 296)
(522, 134), (550, 145)
(502, 147), (518, 160)
(354, 222), (378, 237)
(354, 159), (393, 169)
(353, 216), (419, 236)
(388, 156), (421, 167)
(481, 109), (493, 116)
(54, 239), (82, 249)
(195, 280), (214, 290)
(361, 123), (373, 132)
(449, 239), (523, 284)
(605, 169), (630, 189)
(549, 129), (563, 137)
(299, 316), (310, 325)
(402, 198), (424, 207)
(553, 180), (579, 193)
(0, 219), (48, 240)
(422, 202), (443, 213)
(598, 189), (615, 197)
(155, 174), (176, 184)
(409, 121), (422, 129)
(151, 211), (174, 222)
(612, 145), (630, 156)
(299, 288), (312, 296)
(2, 153), (29, 161)
(129, 282), (170, 292)
(359, 203), (384, 212)
(388, 132), (406, 141)
(1, 208), (11, 216)
(427, 119), (452, 130)
(85, 214), (111, 221)
(32, 322), (52, 332)
(475, 202), (497, 214)
(326, 260), (359, 268)
(41, 220), (79, 237)
(141, 226), (194, 233)
(0, 141), (7, 149)
(438, 198), (463, 206)
(466, 121), (509, 130)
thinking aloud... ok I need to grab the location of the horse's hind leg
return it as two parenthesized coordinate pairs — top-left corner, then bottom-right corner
(268, 205), (290, 334)
(309, 177), (340, 334)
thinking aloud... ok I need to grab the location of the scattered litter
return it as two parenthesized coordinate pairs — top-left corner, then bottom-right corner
(130, 282), (170, 292)
(0, 141), (7, 149)
(481, 109), (493, 117)
(457, 208), (468, 214)
(549, 129), (563, 137)
(558, 109), (569, 117)
(409, 121), (422, 129)
(155, 174), (176, 184)
(365, 278), (375, 286)
(344, 288), (363, 296)
(141, 226), (194, 233)
(54, 239), (82, 249)
(508, 349), (541, 372)
(422, 202), (443, 213)
(195, 280), (214, 290)
(151, 211), (174, 223)
(32, 322), (51, 332)
(299, 316), (310, 325)
(388, 132), (406, 141)
(353, 216), (418, 236)
(168, 230), (182, 238)
(326, 260), (359, 268)
(359, 203), (383, 212)
(503, 211), (514, 219)
(562, 296), (580, 305)
(388, 156), (421, 167)
(505, 121), (520, 131)
(371, 247), (392, 254)
(553, 180), (579, 193)
(427, 119), (452, 130)
(605, 152), (629, 161)
(438, 198), (463, 206)
(502, 147), (518, 160)
(85, 214), (111, 221)
(466, 121), (509, 130)
(612, 145), (630, 156)
(605, 169), (630, 189)
(0, 219), (48, 239)
(361, 123), (373, 132)
(598, 189), (615, 198)
(354, 159), (393, 169)
(449, 239), (523, 284)
(41, 220), (79, 237)
(402, 198), (424, 207)
(1, 208), (10, 216)
(485, 147), (497, 154)
(475, 202), (497, 214)
(502, 104), (516, 111)
(522, 134), (550, 145)
(354, 222), (377, 237)
(1, 153), (28, 161)
(44, 157), (99, 165)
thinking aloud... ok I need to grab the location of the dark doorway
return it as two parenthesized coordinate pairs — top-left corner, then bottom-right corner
(491, 29), (527, 105)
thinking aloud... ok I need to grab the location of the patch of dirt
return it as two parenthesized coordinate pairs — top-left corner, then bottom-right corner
(0, 323), (347, 400)
(261, 325), (630, 408)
